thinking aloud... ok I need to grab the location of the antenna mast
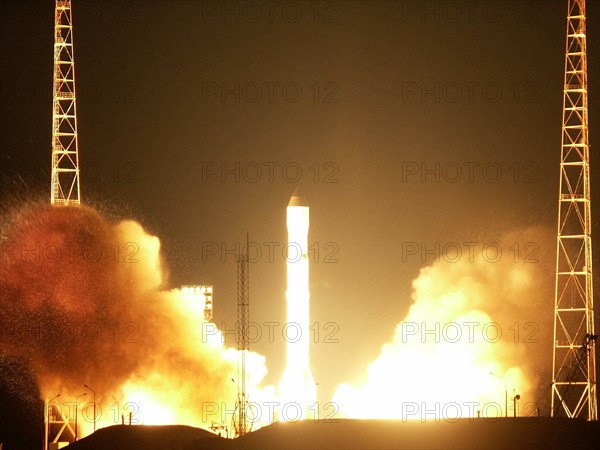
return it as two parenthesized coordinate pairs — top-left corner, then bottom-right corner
(235, 234), (251, 435)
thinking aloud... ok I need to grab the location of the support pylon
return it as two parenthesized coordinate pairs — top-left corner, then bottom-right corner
(551, 0), (596, 421)
(234, 235), (250, 436)
(51, 0), (81, 206)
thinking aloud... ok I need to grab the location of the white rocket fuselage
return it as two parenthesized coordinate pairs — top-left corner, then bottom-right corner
(279, 192), (316, 420)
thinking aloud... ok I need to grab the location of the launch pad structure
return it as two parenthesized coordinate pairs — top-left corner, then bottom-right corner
(551, 0), (597, 421)
(44, 397), (75, 450)
(45, 0), (82, 446)
(50, 0), (81, 207)
(182, 285), (214, 322)
(234, 236), (251, 437)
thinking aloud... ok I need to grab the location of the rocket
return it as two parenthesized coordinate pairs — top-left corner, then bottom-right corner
(279, 188), (316, 421)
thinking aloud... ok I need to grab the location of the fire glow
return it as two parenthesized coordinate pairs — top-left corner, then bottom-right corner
(0, 203), (275, 437)
(279, 191), (316, 421)
(1, 202), (552, 439)
(333, 228), (552, 420)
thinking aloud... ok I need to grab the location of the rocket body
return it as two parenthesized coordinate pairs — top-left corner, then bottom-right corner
(279, 191), (316, 420)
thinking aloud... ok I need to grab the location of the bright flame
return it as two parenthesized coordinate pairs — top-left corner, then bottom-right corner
(3, 204), (551, 437)
(20, 211), (278, 438)
(279, 201), (316, 420)
(333, 230), (551, 420)
(122, 382), (177, 425)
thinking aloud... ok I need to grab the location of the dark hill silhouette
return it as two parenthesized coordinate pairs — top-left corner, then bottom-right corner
(64, 424), (220, 450)
(205, 418), (600, 449)
(63, 418), (600, 450)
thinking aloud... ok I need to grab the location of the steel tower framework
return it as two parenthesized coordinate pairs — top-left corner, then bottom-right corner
(44, 399), (75, 449)
(234, 237), (250, 436)
(51, 0), (81, 206)
(551, 0), (597, 421)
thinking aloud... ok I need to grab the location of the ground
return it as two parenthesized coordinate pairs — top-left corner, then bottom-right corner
(60, 418), (599, 450)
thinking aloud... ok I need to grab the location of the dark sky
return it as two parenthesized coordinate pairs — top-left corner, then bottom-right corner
(1, 0), (599, 408)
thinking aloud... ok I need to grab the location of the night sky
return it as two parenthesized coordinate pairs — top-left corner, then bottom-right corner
(1, 0), (599, 410)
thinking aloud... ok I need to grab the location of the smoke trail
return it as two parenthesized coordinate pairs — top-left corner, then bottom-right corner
(333, 227), (553, 420)
(0, 202), (272, 432)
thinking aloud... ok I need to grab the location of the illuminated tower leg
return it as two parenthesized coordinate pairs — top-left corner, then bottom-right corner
(51, 0), (81, 206)
(551, 0), (596, 421)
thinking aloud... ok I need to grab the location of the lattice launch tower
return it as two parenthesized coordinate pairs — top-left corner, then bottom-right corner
(551, 0), (597, 421)
(51, 0), (81, 206)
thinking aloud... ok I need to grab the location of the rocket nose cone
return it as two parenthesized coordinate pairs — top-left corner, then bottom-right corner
(289, 188), (308, 207)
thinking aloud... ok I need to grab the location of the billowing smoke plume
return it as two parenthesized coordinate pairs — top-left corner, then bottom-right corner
(0, 202), (272, 432)
(334, 227), (553, 420)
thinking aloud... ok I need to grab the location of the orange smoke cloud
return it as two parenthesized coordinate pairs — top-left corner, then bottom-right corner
(0, 202), (273, 436)
(333, 228), (553, 420)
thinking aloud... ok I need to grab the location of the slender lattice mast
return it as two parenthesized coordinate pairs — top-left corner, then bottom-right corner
(51, 0), (81, 206)
(235, 235), (250, 436)
(551, 0), (597, 421)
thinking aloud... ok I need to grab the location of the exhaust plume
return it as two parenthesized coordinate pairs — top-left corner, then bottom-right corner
(333, 228), (553, 420)
(0, 202), (272, 433)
